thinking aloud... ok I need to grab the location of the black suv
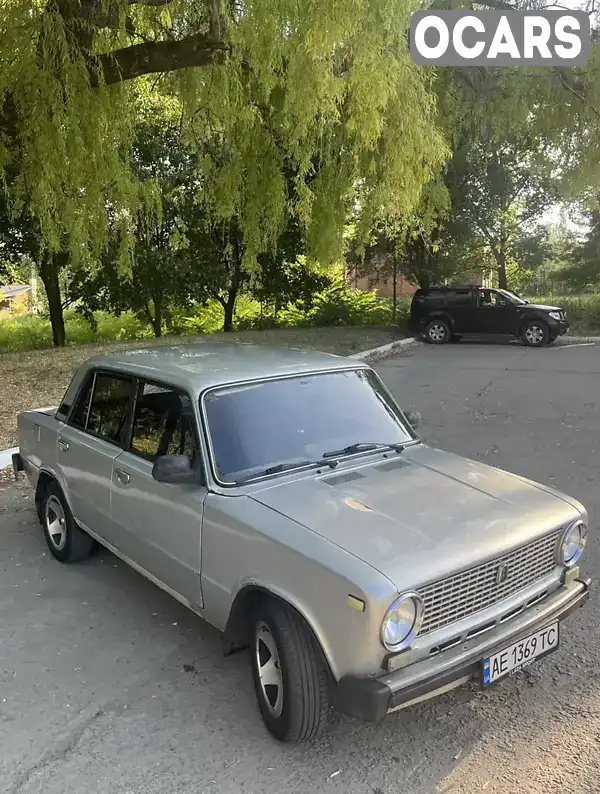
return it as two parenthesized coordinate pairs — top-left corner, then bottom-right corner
(409, 285), (569, 347)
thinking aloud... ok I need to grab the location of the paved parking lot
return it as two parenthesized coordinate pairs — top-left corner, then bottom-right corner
(1, 339), (599, 794)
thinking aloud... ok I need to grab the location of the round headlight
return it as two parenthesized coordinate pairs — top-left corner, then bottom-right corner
(380, 592), (424, 652)
(559, 520), (587, 567)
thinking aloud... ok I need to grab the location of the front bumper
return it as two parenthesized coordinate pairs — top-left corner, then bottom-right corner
(335, 576), (590, 723)
(548, 318), (569, 336)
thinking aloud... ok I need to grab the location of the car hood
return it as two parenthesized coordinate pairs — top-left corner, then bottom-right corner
(522, 303), (562, 312)
(248, 444), (582, 592)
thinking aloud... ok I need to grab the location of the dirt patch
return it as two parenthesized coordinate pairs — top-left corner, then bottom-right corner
(0, 326), (406, 451)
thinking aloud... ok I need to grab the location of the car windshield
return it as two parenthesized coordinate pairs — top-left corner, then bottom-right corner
(497, 288), (527, 305)
(202, 369), (414, 483)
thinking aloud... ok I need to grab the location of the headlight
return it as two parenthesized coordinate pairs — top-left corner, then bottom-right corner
(549, 311), (562, 320)
(380, 592), (423, 652)
(559, 520), (587, 567)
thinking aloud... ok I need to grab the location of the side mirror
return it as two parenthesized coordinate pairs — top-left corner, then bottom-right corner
(404, 410), (421, 430)
(152, 454), (198, 485)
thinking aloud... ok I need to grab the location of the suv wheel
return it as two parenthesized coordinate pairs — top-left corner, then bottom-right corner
(425, 319), (451, 344)
(521, 321), (549, 347)
(42, 481), (96, 563)
(251, 598), (331, 744)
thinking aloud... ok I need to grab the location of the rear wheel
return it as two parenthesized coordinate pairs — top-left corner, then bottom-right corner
(251, 598), (331, 744)
(521, 321), (550, 347)
(424, 319), (451, 344)
(41, 481), (96, 563)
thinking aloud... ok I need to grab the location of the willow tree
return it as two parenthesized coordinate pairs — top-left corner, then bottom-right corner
(0, 0), (449, 344)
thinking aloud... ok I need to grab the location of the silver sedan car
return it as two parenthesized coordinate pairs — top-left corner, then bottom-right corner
(14, 343), (590, 744)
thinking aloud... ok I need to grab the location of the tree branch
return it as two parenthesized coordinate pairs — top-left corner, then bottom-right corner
(92, 32), (230, 86)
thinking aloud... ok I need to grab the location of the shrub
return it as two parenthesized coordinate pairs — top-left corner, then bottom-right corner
(529, 293), (600, 332)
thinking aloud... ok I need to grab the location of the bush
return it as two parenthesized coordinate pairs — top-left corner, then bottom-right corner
(529, 293), (600, 332)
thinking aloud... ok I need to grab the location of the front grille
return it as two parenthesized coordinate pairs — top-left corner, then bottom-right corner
(418, 530), (561, 635)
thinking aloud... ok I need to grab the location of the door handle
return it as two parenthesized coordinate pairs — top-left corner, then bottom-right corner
(57, 439), (69, 452)
(114, 468), (130, 485)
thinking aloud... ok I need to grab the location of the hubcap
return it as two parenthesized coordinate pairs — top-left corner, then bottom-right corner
(525, 325), (544, 344)
(428, 324), (446, 342)
(255, 621), (284, 717)
(45, 495), (67, 551)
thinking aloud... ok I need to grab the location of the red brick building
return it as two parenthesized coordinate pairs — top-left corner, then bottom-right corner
(347, 267), (492, 298)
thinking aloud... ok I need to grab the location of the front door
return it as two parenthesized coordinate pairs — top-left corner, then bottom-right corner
(57, 371), (136, 537)
(474, 289), (517, 335)
(108, 381), (206, 610)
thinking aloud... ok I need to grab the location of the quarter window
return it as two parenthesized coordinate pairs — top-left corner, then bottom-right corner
(130, 383), (196, 463)
(70, 374), (94, 429)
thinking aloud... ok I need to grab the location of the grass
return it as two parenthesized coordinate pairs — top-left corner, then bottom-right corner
(530, 294), (600, 335)
(0, 325), (408, 451)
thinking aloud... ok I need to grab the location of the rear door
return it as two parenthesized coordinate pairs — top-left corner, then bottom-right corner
(56, 371), (136, 536)
(445, 289), (476, 332)
(108, 380), (206, 609)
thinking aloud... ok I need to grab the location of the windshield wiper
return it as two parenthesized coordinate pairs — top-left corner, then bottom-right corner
(234, 457), (338, 484)
(321, 442), (405, 459)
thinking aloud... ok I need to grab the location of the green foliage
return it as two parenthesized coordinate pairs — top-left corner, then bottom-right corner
(555, 209), (600, 291)
(0, 310), (152, 351)
(528, 294), (600, 333)
(0, 0), (448, 271)
(277, 277), (396, 328)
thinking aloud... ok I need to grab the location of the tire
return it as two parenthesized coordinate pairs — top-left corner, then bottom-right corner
(251, 598), (331, 744)
(41, 480), (96, 563)
(521, 320), (550, 347)
(424, 319), (451, 344)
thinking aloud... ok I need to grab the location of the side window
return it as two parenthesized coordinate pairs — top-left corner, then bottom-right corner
(70, 374), (94, 429)
(130, 382), (197, 464)
(446, 290), (472, 307)
(86, 374), (136, 443)
(478, 290), (504, 307)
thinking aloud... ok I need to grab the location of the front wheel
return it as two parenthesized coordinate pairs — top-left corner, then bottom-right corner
(251, 598), (332, 744)
(41, 481), (96, 563)
(424, 319), (451, 344)
(521, 321), (550, 347)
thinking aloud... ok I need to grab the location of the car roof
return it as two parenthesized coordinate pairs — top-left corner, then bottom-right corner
(83, 342), (364, 394)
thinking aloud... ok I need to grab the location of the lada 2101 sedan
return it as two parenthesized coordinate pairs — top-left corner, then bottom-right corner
(13, 343), (591, 744)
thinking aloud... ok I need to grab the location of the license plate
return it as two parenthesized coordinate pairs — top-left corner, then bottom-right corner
(482, 622), (559, 687)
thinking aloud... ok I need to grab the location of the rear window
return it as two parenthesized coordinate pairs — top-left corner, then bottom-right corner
(446, 290), (473, 306)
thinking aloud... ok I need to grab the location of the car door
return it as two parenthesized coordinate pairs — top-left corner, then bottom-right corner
(473, 289), (515, 335)
(56, 370), (136, 537)
(445, 289), (477, 332)
(107, 380), (206, 610)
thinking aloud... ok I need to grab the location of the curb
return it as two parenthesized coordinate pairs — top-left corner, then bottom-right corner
(0, 447), (18, 470)
(560, 335), (600, 343)
(347, 335), (421, 363)
(0, 336), (421, 470)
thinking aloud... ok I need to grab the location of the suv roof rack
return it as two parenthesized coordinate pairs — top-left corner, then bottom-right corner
(428, 284), (480, 291)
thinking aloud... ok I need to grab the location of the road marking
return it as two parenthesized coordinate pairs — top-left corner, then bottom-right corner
(551, 343), (597, 350)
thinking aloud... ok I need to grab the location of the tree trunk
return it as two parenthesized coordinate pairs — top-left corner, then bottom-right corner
(392, 254), (398, 325)
(153, 298), (162, 337)
(496, 249), (507, 289)
(39, 254), (66, 347)
(223, 289), (236, 332)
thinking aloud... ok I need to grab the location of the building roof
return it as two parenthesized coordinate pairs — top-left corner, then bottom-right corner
(0, 284), (32, 299)
(84, 342), (362, 393)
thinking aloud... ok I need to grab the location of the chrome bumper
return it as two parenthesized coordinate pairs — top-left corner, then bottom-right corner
(335, 575), (590, 723)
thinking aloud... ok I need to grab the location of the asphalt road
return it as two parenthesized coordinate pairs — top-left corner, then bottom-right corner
(1, 339), (599, 794)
